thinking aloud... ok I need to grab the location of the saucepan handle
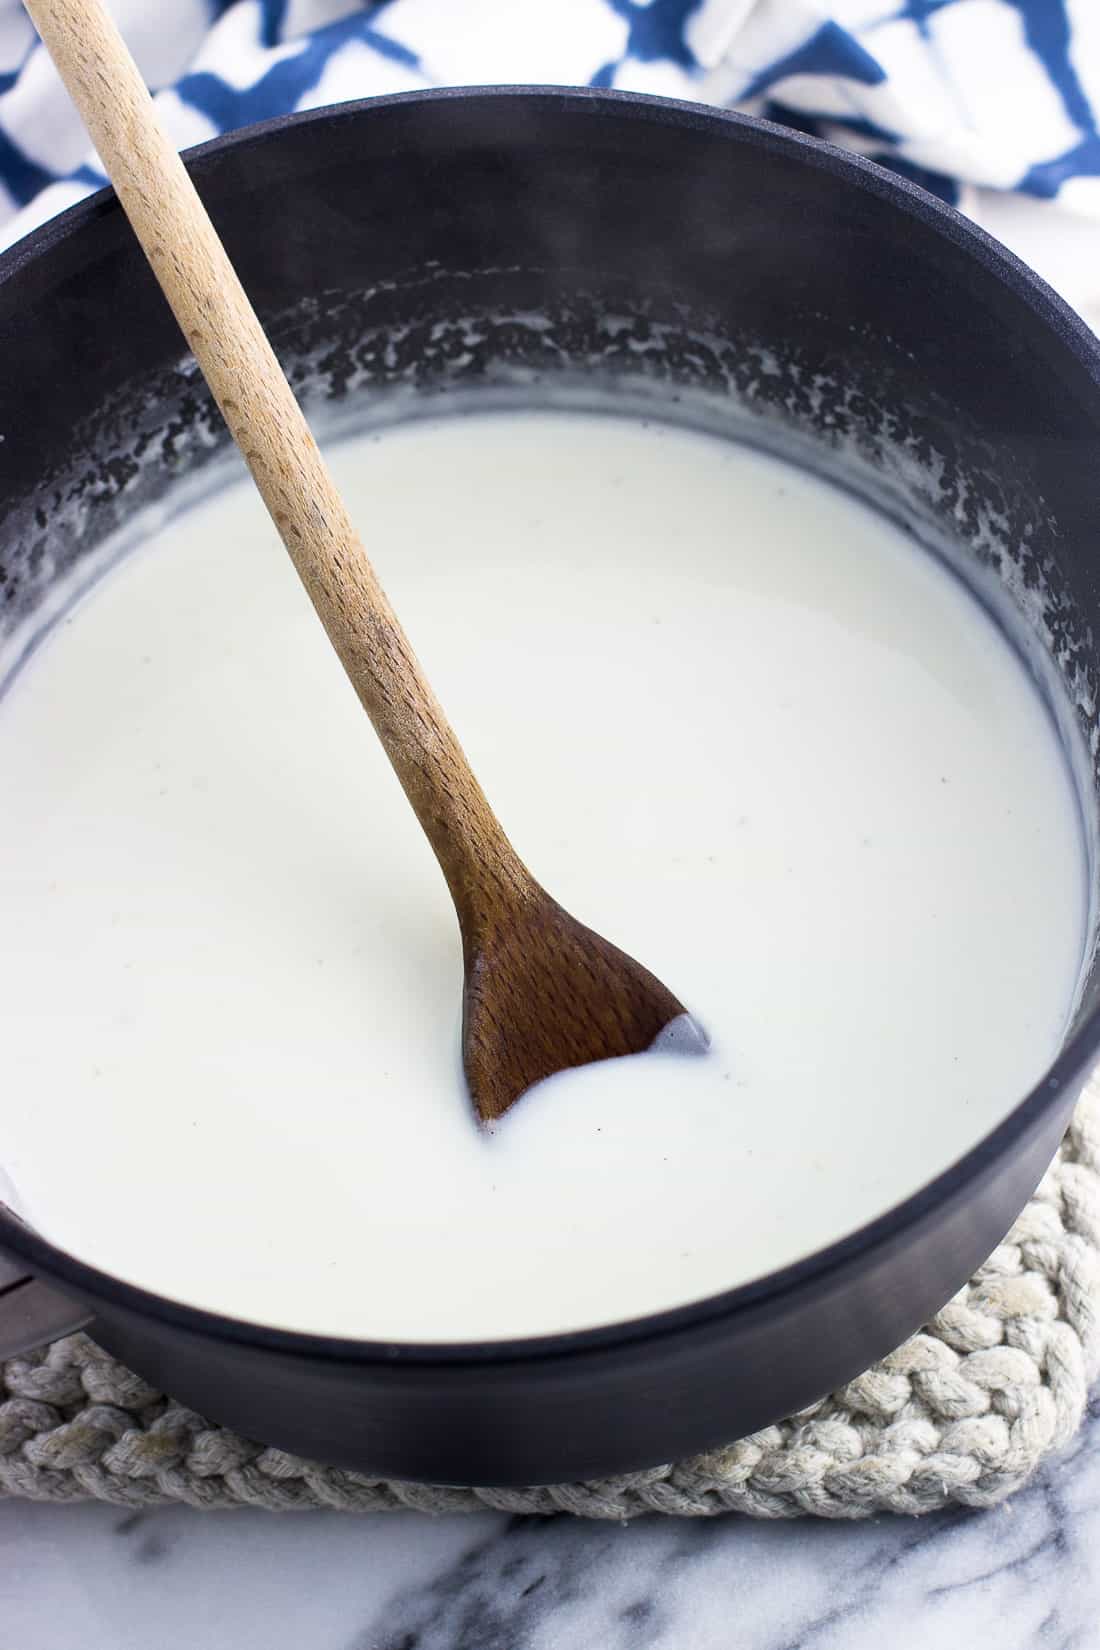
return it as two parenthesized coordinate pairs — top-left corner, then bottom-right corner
(0, 1251), (94, 1358)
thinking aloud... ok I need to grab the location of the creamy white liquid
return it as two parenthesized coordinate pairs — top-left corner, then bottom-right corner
(0, 412), (1085, 1341)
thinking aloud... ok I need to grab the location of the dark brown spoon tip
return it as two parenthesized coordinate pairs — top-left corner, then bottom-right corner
(462, 886), (708, 1125)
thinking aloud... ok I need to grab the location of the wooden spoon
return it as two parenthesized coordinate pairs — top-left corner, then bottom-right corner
(26, 0), (704, 1122)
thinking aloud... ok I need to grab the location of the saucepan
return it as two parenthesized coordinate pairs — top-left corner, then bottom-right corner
(2, 89), (1099, 1487)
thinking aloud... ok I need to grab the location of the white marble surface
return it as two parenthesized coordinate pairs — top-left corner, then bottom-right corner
(3, 193), (1099, 1650)
(0, 1394), (1096, 1649)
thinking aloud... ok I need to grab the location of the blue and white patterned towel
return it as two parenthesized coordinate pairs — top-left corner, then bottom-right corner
(1, 0), (1098, 250)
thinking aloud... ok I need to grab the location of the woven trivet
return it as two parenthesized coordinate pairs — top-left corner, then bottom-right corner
(3, 1079), (1098, 1520)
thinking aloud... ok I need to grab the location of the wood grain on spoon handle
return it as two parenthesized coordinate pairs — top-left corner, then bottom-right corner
(23, 0), (527, 921)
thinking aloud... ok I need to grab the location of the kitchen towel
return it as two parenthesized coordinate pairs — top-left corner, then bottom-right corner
(3, 1077), (1098, 1517)
(1, 0), (1100, 254)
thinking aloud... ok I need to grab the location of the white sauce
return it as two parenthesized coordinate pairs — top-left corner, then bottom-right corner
(0, 412), (1085, 1341)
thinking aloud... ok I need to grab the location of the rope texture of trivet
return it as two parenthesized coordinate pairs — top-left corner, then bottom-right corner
(3, 1077), (1099, 1519)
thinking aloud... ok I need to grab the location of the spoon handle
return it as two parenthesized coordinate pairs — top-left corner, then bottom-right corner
(25, 0), (528, 923)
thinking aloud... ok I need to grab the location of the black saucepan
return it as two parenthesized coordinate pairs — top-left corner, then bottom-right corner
(2, 89), (1099, 1487)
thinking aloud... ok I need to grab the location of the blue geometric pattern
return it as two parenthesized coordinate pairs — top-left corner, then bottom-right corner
(1, 0), (1098, 246)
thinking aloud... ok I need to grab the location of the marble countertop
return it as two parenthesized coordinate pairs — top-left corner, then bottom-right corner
(3, 193), (1099, 1650)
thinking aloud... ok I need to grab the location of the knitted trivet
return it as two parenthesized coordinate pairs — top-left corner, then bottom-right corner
(3, 1079), (1099, 1520)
